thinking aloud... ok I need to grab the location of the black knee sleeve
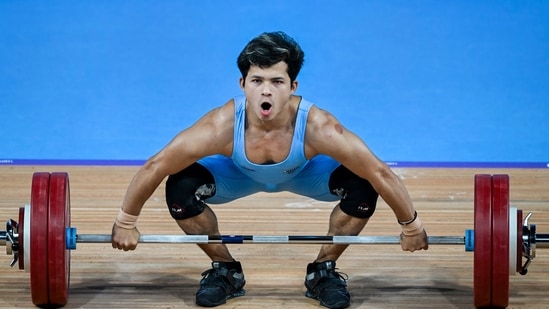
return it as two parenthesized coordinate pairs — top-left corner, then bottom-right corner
(165, 163), (216, 220)
(328, 165), (378, 218)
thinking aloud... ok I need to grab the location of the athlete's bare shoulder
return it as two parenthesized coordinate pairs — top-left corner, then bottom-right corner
(162, 99), (236, 161)
(199, 99), (235, 127)
(193, 98), (235, 151)
(303, 105), (345, 157)
(305, 105), (342, 139)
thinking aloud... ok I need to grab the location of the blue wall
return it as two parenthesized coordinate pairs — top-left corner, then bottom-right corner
(1, 1), (548, 166)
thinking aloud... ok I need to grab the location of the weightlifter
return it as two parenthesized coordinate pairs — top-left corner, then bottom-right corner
(111, 31), (429, 309)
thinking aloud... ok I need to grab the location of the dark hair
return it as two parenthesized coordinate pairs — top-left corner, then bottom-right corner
(237, 31), (305, 83)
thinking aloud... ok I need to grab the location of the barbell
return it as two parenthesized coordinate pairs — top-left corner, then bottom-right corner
(0, 172), (547, 308)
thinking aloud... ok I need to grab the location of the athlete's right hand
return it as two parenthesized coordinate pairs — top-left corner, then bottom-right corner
(111, 223), (140, 251)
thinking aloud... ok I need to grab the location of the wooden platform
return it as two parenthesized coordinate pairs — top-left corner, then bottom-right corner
(1, 166), (548, 308)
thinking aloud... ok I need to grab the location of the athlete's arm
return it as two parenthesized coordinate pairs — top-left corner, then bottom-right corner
(111, 100), (235, 251)
(304, 106), (428, 251)
(121, 99), (235, 216)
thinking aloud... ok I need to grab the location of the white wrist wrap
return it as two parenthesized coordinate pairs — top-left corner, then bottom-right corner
(115, 209), (138, 229)
(401, 216), (423, 236)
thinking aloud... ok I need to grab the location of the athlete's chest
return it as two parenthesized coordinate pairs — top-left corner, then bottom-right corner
(244, 128), (294, 164)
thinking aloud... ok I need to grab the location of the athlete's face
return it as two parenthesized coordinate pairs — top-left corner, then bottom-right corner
(240, 61), (298, 121)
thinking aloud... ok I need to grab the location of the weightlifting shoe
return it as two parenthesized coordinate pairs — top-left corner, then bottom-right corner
(195, 261), (246, 307)
(304, 260), (350, 309)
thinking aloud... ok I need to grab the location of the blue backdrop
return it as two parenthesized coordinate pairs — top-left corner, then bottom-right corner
(1, 1), (548, 167)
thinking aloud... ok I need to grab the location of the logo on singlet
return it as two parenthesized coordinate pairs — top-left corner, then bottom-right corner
(239, 165), (255, 172)
(283, 166), (300, 174)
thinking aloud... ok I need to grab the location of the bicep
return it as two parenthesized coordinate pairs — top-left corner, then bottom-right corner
(327, 131), (384, 176)
(306, 110), (385, 180)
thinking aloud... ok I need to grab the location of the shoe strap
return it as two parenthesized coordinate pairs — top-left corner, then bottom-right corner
(201, 264), (243, 289)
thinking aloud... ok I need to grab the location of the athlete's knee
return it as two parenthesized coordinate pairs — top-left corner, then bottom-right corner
(165, 163), (216, 220)
(329, 165), (378, 218)
(338, 183), (378, 218)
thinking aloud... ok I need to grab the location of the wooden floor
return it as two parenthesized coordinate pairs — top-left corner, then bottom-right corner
(1, 166), (548, 308)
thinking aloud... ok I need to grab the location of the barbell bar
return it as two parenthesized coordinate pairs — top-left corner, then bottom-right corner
(71, 233), (469, 245)
(0, 172), (547, 308)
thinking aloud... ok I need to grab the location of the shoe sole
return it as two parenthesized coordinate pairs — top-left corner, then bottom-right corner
(196, 289), (246, 307)
(305, 290), (350, 309)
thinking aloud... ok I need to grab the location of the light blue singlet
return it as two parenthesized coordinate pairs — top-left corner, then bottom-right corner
(198, 96), (340, 204)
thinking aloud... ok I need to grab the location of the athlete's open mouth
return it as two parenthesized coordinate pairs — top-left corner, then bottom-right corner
(260, 102), (272, 116)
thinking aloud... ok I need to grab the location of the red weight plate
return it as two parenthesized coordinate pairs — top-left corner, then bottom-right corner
(473, 174), (493, 308)
(491, 174), (510, 308)
(517, 210), (523, 273)
(30, 172), (50, 306)
(18, 207), (25, 270)
(48, 172), (71, 306)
